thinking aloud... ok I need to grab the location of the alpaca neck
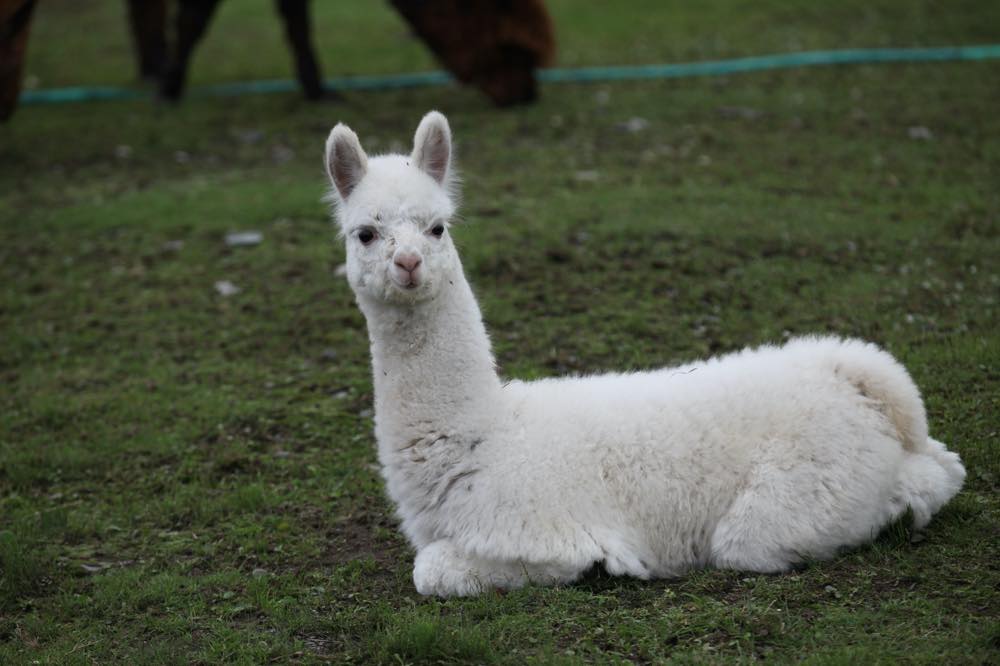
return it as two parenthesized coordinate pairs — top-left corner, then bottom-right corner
(359, 269), (502, 460)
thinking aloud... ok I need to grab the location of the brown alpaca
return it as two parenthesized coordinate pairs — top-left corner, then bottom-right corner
(0, 0), (555, 120)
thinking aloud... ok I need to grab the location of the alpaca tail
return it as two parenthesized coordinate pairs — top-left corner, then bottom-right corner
(824, 337), (928, 451)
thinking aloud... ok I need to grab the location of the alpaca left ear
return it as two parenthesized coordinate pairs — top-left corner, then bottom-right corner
(411, 111), (451, 185)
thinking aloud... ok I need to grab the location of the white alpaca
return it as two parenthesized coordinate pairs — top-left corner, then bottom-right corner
(323, 111), (966, 597)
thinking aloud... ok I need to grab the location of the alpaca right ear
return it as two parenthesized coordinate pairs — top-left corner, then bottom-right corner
(325, 123), (368, 200)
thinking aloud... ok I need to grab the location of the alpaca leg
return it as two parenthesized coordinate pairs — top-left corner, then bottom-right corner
(710, 444), (907, 572)
(126, 0), (168, 81)
(161, 0), (223, 101)
(413, 540), (579, 597)
(709, 490), (802, 574)
(275, 0), (328, 100)
(0, 0), (36, 122)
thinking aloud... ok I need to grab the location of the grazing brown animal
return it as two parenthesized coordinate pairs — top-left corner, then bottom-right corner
(391, 0), (555, 106)
(0, 0), (36, 121)
(0, 0), (555, 120)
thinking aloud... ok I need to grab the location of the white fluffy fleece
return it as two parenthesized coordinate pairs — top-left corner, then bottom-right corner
(323, 111), (966, 597)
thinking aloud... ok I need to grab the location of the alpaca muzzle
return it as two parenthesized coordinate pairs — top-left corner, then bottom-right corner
(392, 249), (423, 288)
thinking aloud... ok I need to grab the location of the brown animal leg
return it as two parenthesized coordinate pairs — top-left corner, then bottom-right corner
(275, 0), (330, 100)
(161, 0), (223, 101)
(0, 0), (37, 122)
(126, 0), (168, 81)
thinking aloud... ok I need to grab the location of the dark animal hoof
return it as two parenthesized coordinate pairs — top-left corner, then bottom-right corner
(305, 86), (344, 103)
(159, 72), (185, 102)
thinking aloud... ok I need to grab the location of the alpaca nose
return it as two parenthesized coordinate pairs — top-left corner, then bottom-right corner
(394, 252), (422, 273)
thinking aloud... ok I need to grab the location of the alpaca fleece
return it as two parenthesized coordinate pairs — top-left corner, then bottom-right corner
(323, 111), (966, 597)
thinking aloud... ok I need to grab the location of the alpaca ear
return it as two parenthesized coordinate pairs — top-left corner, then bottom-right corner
(410, 111), (452, 185)
(325, 123), (369, 200)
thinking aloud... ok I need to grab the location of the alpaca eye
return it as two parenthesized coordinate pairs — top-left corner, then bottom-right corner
(430, 224), (445, 238)
(357, 228), (376, 245)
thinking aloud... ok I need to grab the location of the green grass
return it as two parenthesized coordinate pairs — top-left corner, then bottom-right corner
(2, 0), (999, 663)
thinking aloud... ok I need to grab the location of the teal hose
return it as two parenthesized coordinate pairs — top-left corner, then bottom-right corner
(20, 44), (1000, 105)
(539, 44), (1000, 82)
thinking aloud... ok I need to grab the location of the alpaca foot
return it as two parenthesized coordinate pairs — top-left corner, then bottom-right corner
(413, 540), (525, 597)
(159, 67), (186, 102)
(413, 540), (580, 597)
(305, 86), (343, 103)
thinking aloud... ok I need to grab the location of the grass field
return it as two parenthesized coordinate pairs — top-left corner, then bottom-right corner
(2, 0), (999, 663)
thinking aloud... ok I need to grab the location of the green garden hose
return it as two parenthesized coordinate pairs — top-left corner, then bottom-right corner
(19, 44), (1000, 105)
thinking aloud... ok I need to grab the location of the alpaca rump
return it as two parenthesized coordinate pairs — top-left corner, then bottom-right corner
(324, 112), (966, 597)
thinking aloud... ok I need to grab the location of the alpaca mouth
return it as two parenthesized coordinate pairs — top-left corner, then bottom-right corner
(390, 274), (421, 291)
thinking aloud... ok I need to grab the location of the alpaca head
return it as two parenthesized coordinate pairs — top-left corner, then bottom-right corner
(325, 111), (459, 306)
